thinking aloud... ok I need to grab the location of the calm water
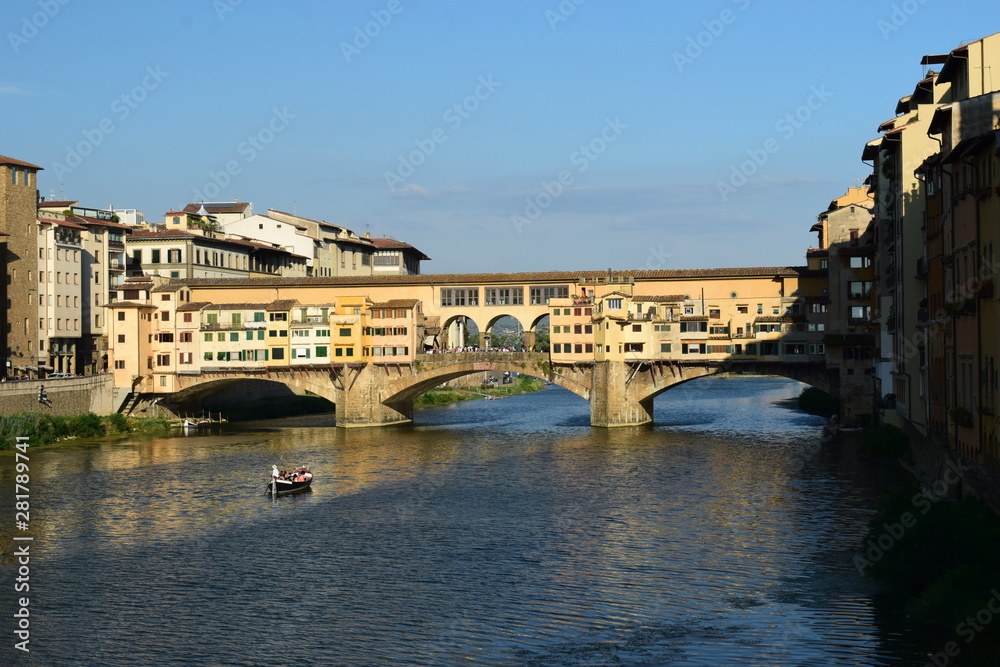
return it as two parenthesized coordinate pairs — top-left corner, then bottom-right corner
(1, 377), (926, 666)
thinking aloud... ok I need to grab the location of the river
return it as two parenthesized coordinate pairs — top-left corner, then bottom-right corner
(2, 376), (927, 665)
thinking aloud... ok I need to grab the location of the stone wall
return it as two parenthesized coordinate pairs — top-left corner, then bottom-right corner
(0, 375), (115, 416)
(0, 163), (41, 374)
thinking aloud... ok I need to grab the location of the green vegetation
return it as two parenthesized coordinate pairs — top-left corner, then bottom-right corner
(415, 376), (546, 408)
(861, 483), (1000, 665)
(0, 412), (172, 450)
(798, 386), (840, 417)
(414, 389), (482, 406)
(861, 424), (911, 457)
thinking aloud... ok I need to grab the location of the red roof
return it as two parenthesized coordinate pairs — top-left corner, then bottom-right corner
(38, 216), (86, 230)
(0, 154), (42, 170)
(371, 237), (430, 260)
(38, 200), (78, 209)
(130, 229), (295, 255)
(182, 202), (251, 215)
(172, 266), (810, 288)
(70, 215), (132, 231)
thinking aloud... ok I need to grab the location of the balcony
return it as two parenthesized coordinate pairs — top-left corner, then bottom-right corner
(945, 298), (976, 317)
(973, 279), (993, 299)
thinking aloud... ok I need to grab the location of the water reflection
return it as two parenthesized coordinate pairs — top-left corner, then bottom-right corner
(1, 377), (926, 665)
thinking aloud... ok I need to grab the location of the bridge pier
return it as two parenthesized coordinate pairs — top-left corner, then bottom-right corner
(332, 366), (414, 427)
(589, 361), (655, 427)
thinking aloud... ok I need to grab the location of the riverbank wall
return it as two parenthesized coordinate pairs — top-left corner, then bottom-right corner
(0, 375), (114, 416)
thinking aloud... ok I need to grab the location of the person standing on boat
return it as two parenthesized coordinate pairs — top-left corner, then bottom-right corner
(272, 465), (280, 480)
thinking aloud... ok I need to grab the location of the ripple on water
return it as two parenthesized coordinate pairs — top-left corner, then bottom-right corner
(8, 376), (929, 665)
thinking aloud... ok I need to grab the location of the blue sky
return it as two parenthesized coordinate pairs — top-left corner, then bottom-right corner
(3, 0), (996, 273)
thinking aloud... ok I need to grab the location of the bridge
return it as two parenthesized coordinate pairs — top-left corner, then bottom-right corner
(153, 352), (838, 427)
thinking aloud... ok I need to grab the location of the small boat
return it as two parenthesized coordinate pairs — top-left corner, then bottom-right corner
(183, 419), (211, 428)
(267, 467), (314, 496)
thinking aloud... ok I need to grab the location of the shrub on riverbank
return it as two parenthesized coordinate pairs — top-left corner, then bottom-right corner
(0, 412), (171, 450)
(798, 387), (839, 417)
(861, 424), (911, 457)
(415, 389), (480, 406)
(861, 482), (1000, 665)
(415, 377), (546, 407)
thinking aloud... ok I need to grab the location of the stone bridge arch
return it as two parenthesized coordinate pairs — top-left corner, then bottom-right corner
(483, 313), (526, 348)
(159, 368), (341, 416)
(587, 359), (840, 427)
(381, 353), (590, 406)
(136, 356), (838, 429)
(439, 314), (482, 350)
(526, 312), (550, 350)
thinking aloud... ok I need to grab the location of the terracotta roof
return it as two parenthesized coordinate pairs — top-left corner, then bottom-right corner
(130, 229), (200, 240)
(877, 118), (898, 132)
(213, 303), (271, 310)
(330, 236), (375, 248)
(268, 209), (322, 224)
(227, 234), (302, 255)
(108, 301), (157, 309)
(182, 202), (250, 215)
(170, 266), (810, 288)
(371, 237), (430, 260)
(151, 284), (186, 292)
(177, 302), (211, 312)
(70, 215), (132, 231)
(372, 299), (420, 308)
(38, 216), (87, 230)
(632, 295), (686, 303)
(38, 200), (78, 208)
(129, 229), (294, 254)
(266, 299), (299, 311)
(125, 275), (154, 283)
(0, 155), (42, 170)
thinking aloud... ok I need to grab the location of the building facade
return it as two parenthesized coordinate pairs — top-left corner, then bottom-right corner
(0, 155), (42, 378)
